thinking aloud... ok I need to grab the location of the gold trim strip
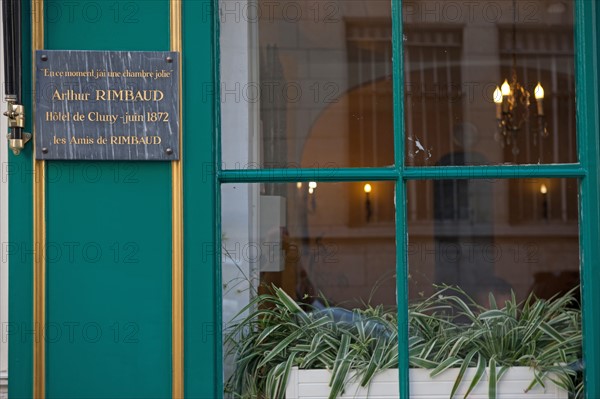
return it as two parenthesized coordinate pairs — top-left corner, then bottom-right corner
(32, 1), (45, 398)
(171, 1), (184, 398)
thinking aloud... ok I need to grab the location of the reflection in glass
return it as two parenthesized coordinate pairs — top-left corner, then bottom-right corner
(408, 178), (582, 396)
(220, 1), (394, 168)
(404, 1), (576, 166)
(221, 182), (396, 393)
(408, 178), (579, 302)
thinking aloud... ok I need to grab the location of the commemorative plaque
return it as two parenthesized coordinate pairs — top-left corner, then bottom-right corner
(35, 50), (180, 160)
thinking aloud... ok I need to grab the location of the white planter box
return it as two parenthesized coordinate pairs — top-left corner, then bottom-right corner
(286, 367), (567, 399)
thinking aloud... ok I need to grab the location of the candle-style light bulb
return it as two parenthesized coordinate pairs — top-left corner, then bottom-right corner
(535, 83), (545, 100)
(540, 183), (549, 220)
(493, 87), (503, 119)
(501, 79), (511, 96)
(364, 184), (372, 222)
(535, 82), (545, 116)
(493, 87), (503, 103)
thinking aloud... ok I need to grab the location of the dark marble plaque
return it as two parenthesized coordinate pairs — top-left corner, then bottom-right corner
(35, 50), (180, 160)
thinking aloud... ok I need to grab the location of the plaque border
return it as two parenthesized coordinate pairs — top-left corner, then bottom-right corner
(34, 50), (180, 161)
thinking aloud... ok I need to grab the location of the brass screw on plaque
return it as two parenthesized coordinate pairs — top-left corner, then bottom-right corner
(166, 148), (173, 155)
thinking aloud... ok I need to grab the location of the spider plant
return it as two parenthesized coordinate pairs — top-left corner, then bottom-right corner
(224, 286), (399, 399)
(224, 285), (583, 399)
(409, 286), (583, 399)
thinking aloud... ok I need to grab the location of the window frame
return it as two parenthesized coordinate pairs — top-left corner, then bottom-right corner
(215, 1), (600, 397)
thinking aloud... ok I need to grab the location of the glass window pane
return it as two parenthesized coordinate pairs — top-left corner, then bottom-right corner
(408, 178), (583, 396)
(404, 1), (577, 166)
(221, 182), (396, 397)
(220, 1), (394, 169)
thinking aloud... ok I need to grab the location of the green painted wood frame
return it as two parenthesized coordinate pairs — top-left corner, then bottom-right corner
(7, 0), (598, 398)
(216, 1), (600, 398)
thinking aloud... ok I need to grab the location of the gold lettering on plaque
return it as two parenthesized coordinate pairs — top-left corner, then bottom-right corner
(95, 90), (164, 102)
(52, 89), (90, 101)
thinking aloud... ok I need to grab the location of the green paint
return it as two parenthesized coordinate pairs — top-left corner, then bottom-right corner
(577, 1), (600, 398)
(45, 163), (172, 399)
(220, 167), (399, 183)
(214, 0), (225, 392)
(43, 1), (172, 396)
(45, 0), (169, 51)
(403, 164), (587, 180)
(220, 164), (587, 184)
(392, 0), (411, 395)
(182, 1), (219, 397)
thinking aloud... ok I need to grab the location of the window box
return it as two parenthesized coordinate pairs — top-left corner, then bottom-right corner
(286, 367), (567, 399)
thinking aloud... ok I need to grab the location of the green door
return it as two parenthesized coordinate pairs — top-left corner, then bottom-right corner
(9, 1), (218, 398)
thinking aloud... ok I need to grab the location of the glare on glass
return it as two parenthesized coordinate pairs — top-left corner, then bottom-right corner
(404, 1), (576, 166)
(220, 0), (394, 169)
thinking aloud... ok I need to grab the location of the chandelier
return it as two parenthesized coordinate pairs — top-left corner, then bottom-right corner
(492, 0), (548, 156)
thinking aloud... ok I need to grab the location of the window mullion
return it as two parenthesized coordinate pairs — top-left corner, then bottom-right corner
(575, 1), (600, 397)
(219, 167), (400, 183)
(403, 164), (587, 180)
(393, 0), (411, 398)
